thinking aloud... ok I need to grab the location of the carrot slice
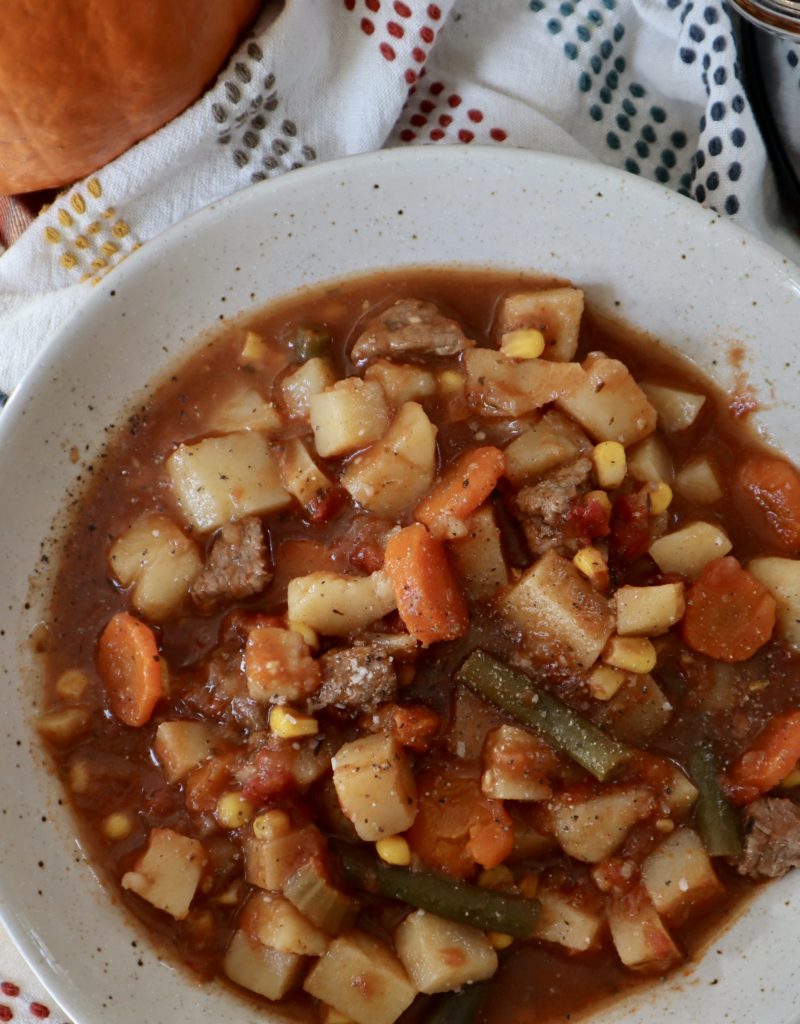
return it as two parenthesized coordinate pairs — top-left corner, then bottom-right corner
(383, 523), (469, 644)
(97, 611), (164, 727)
(415, 446), (505, 538)
(681, 556), (776, 663)
(735, 454), (800, 553)
(726, 710), (800, 805)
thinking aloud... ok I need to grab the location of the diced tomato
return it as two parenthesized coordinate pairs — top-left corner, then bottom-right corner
(569, 493), (611, 542)
(307, 485), (348, 524)
(184, 753), (238, 814)
(392, 705), (441, 753)
(241, 745), (297, 803)
(406, 760), (514, 877)
(611, 490), (651, 560)
(348, 539), (385, 575)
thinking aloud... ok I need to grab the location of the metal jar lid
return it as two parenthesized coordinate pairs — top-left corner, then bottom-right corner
(728, 0), (800, 38)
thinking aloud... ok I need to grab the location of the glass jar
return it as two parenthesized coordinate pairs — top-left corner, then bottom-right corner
(728, 0), (800, 39)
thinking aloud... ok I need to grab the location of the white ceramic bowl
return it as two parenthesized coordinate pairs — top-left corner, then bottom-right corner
(1, 147), (800, 1024)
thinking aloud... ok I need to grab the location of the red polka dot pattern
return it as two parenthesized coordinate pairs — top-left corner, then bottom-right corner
(0, 981), (67, 1024)
(343, 0), (439, 83)
(396, 78), (509, 147)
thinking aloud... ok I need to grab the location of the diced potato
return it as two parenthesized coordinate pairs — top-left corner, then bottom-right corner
(640, 381), (706, 433)
(244, 823), (325, 892)
(332, 733), (417, 841)
(245, 624), (321, 703)
(287, 569), (397, 637)
(556, 354), (657, 446)
(464, 349), (584, 418)
(648, 521), (732, 579)
(36, 705), (91, 747)
(748, 556), (800, 649)
(207, 387), (284, 434)
(627, 435), (674, 485)
(395, 910), (497, 993)
(154, 721), (216, 782)
(303, 930), (417, 1024)
(591, 674), (673, 744)
(615, 583), (686, 637)
(503, 410), (590, 485)
(501, 550), (614, 670)
(641, 827), (722, 923)
(532, 885), (604, 951)
(280, 357), (337, 420)
(547, 787), (655, 862)
(481, 724), (555, 801)
(167, 431), (291, 533)
(607, 889), (680, 971)
(449, 506), (508, 601)
(223, 928), (305, 1001)
(109, 513), (202, 620)
(447, 685), (505, 761)
(495, 287), (584, 362)
(661, 763), (699, 819)
(278, 438), (334, 510)
(121, 827), (207, 920)
(240, 891), (328, 956)
(342, 402), (437, 518)
(310, 378), (390, 458)
(365, 359), (437, 406)
(674, 455), (723, 505)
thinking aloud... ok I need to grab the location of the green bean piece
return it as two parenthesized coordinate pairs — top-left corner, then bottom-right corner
(689, 742), (743, 858)
(424, 981), (491, 1024)
(293, 324), (331, 361)
(455, 650), (632, 782)
(334, 843), (539, 938)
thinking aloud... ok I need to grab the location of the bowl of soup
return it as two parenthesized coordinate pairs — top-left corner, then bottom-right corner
(1, 146), (800, 1024)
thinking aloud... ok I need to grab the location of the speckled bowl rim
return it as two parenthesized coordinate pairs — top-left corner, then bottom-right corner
(1, 146), (800, 1024)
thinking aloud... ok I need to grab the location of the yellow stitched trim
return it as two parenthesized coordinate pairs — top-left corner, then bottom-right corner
(100, 241), (118, 256)
(57, 209), (73, 228)
(60, 252), (78, 269)
(44, 227), (61, 244)
(71, 193), (86, 215)
(87, 178), (102, 198)
(90, 257), (108, 270)
(111, 220), (130, 239)
(87, 221), (101, 235)
(102, 207), (115, 220)
(74, 235), (89, 250)
(131, 242), (142, 252)
(80, 272), (92, 283)
(91, 275), (102, 285)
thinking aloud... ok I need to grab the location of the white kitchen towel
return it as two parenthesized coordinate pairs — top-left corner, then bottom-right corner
(0, 0), (799, 405)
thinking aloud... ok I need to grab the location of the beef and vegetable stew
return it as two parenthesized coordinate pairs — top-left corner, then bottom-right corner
(36, 269), (800, 1024)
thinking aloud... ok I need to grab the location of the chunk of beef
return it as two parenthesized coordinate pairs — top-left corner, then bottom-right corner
(515, 456), (593, 556)
(350, 299), (474, 363)
(737, 797), (800, 880)
(190, 517), (270, 609)
(185, 641), (269, 732)
(310, 643), (398, 712)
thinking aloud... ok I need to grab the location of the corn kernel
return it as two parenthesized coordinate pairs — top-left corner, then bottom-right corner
(269, 705), (319, 739)
(55, 668), (89, 702)
(655, 818), (676, 833)
(603, 636), (657, 674)
(593, 441), (627, 490)
(252, 808), (292, 840)
(588, 664), (627, 701)
(573, 546), (609, 588)
(288, 619), (319, 649)
(213, 881), (242, 905)
(518, 873), (540, 900)
(782, 767), (800, 788)
(500, 328), (546, 360)
(376, 836), (412, 866)
(241, 330), (270, 363)
(585, 489), (612, 515)
(438, 370), (465, 395)
(478, 865), (515, 890)
(69, 760), (90, 794)
(647, 481), (673, 515)
(215, 791), (255, 829)
(102, 811), (133, 841)
(487, 931), (514, 950)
